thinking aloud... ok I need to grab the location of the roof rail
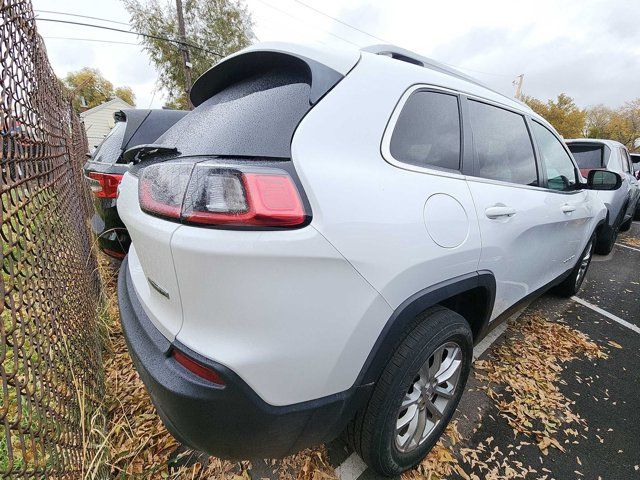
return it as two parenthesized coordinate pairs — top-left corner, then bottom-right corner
(361, 44), (503, 97)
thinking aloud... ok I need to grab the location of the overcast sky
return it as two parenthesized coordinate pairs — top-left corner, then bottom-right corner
(34, 0), (640, 109)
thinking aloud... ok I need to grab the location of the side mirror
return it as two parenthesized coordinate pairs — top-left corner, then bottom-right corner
(587, 169), (622, 190)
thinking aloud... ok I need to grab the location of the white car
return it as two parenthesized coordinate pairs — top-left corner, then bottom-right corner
(566, 139), (640, 253)
(117, 42), (619, 476)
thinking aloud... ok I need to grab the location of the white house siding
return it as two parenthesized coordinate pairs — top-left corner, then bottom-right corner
(80, 97), (133, 151)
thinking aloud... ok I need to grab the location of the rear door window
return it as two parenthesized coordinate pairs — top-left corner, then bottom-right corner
(567, 144), (603, 169)
(389, 90), (461, 171)
(468, 100), (538, 186)
(531, 122), (578, 191)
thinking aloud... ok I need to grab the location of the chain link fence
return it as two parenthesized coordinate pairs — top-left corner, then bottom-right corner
(1, 0), (107, 477)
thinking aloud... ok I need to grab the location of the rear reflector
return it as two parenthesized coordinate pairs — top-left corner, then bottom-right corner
(86, 172), (123, 198)
(139, 162), (307, 228)
(172, 349), (225, 386)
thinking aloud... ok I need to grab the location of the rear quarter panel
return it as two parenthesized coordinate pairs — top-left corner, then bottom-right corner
(291, 53), (483, 310)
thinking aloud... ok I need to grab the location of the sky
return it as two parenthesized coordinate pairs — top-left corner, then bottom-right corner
(34, 0), (640, 110)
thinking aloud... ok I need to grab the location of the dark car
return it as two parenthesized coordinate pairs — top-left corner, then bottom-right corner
(84, 108), (187, 259)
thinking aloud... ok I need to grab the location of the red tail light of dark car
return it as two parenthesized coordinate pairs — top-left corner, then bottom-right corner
(87, 172), (123, 198)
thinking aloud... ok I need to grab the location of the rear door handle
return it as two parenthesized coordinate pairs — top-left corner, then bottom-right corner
(562, 204), (577, 214)
(485, 205), (517, 219)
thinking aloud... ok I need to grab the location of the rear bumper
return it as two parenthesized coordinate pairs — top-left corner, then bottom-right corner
(118, 256), (370, 458)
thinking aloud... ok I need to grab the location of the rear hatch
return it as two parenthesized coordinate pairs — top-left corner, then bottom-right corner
(118, 44), (360, 340)
(567, 142), (608, 177)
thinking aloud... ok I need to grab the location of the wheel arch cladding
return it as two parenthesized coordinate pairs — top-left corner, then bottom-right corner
(355, 271), (495, 388)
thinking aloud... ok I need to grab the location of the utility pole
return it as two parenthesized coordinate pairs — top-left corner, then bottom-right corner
(513, 74), (524, 100)
(176, 0), (193, 109)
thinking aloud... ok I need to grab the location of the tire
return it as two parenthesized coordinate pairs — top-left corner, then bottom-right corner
(553, 233), (595, 297)
(347, 307), (472, 477)
(619, 216), (632, 232)
(595, 224), (617, 255)
(634, 205), (640, 221)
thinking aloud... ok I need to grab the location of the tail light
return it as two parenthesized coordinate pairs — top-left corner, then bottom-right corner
(86, 172), (123, 198)
(172, 349), (225, 386)
(139, 162), (307, 228)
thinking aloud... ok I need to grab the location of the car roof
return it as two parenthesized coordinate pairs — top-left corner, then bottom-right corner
(195, 41), (531, 113)
(191, 42), (556, 136)
(565, 138), (627, 149)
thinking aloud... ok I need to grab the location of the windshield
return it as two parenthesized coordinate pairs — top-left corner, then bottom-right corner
(568, 144), (603, 169)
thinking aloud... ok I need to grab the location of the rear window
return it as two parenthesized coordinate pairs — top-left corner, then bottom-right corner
(567, 144), (603, 169)
(156, 69), (313, 159)
(91, 121), (125, 163)
(389, 91), (461, 171)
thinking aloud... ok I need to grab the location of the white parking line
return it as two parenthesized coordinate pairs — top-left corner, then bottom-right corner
(571, 296), (640, 334)
(335, 452), (368, 480)
(616, 243), (640, 253)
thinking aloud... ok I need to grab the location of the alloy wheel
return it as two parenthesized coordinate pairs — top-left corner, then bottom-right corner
(394, 342), (462, 453)
(575, 239), (593, 290)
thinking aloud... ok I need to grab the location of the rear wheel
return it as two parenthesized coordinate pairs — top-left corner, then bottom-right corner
(553, 234), (595, 297)
(348, 307), (472, 476)
(595, 224), (617, 255)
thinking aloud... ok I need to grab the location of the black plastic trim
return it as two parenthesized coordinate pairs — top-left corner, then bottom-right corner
(353, 271), (496, 387)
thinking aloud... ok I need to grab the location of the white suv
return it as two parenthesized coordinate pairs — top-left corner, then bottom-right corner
(117, 43), (620, 476)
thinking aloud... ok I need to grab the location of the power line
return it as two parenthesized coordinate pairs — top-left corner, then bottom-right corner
(34, 9), (130, 26)
(43, 36), (141, 46)
(256, 0), (362, 48)
(291, 0), (391, 44)
(35, 17), (221, 56)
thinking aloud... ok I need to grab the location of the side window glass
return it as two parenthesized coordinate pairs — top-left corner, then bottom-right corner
(468, 100), (537, 186)
(531, 122), (577, 192)
(389, 91), (461, 170)
(621, 149), (631, 173)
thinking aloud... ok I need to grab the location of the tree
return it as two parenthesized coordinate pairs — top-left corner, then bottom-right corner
(123, 0), (254, 109)
(585, 99), (640, 151)
(62, 67), (136, 112)
(584, 104), (613, 138)
(522, 93), (586, 138)
(115, 86), (136, 106)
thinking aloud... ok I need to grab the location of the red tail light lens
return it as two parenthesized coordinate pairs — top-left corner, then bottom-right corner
(172, 349), (225, 386)
(139, 162), (307, 228)
(87, 172), (123, 198)
(139, 163), (194, 218)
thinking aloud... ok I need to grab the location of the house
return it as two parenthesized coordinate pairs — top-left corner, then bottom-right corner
(80, 97), (133, 151)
